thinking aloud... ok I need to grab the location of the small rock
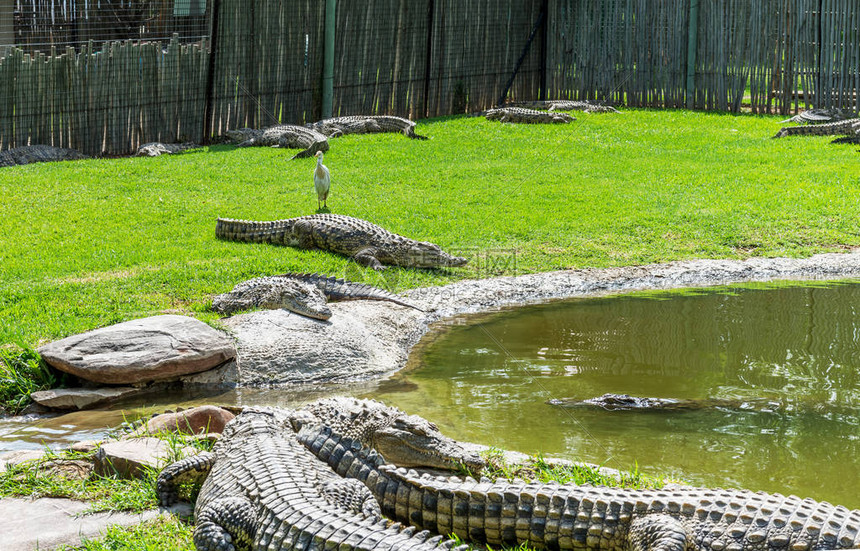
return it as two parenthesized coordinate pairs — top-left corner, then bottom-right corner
(0, 450), (47, 470)
(125, 405), (234, 438)
(93, 438), (194, 479)
(38, 315), (236, 385)
(30, 387), (140, 411)
(69, 440), (101, 453)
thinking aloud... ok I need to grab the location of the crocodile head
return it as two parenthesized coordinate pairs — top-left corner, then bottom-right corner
(401, 242), (468, 269)
(297, 397), (485, 472)
(270, 280), (333, 320)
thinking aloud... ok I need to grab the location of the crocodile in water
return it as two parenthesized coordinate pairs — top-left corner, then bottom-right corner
(211, 272), (425, 319)
(297, 401), (860, 551)
(157, 407), (470, 551)
(507, 100), (620, 113)
(772, 118), (860, 138)
(215, 214), (468, 270)
(224, 125), (330, 159)
(306, 116), (428, 140)
(547, 393), (786, 413)
(485, 107), (574, 124)
(0, 145), (89, 167)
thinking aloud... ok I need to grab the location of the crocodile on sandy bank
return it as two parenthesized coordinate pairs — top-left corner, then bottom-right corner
(0, 145), (89, 167)
(224, 125), (329, 159)
(157, 407), (470, 551)
(211, 272), (425, 319)
(296, 399), (860, 551)
(306, 115), (428, 140)
(215, 214), (468, 270)
(485, 107), (575, 124)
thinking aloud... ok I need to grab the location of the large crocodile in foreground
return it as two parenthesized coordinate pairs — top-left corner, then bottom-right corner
(157, 407), (470, 551)
(211, 272), (425, 319)
(224, 125), (330, 159)
(215, 214), (468, 270)
(306, 116), (428, 140)
(296, 399), (860, 551)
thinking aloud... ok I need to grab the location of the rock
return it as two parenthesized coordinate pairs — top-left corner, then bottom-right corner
(93, 437), (194, 479)
(68, 440), (101, 453)
(125, 405), (234, 437)
(30, 386), (141, 410)
(0, 450), (47, 470)
(221, 302), (427, 385)
(38, 315), (236, 385)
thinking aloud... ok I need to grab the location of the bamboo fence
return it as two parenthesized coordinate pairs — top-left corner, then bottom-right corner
(0, 0), (858, 156)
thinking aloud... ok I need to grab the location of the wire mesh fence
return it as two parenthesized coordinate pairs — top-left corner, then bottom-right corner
(0, 0), (857, 156)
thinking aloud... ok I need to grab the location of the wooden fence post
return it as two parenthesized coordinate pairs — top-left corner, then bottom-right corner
(686, 0), (699, 109)
(321, 0), (336, 119)
(202, 0), (222, 144)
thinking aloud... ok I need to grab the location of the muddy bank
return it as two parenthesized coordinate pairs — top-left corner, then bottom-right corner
(219, 250), (860, 386)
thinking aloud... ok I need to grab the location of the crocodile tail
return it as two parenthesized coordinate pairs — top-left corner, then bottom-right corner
(215, 218), (292, 244)
(279, 272), (425, 312)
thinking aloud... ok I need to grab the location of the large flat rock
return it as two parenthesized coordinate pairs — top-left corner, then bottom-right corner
(222, 302), (426, 385)
(30, 386), (141, 410)
(38, 315), (236, 384)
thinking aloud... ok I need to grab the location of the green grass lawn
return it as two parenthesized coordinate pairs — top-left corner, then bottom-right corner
(1, 109), (858, 346)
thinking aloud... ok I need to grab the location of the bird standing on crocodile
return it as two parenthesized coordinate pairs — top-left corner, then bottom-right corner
(314, 150), (330, 211)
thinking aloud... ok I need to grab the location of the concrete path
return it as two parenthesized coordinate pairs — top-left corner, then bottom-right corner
(0, 496), (191, 550)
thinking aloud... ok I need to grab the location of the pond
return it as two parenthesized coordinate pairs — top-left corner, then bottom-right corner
(2, 279), (858, 510)
(366, 279), (860, 510)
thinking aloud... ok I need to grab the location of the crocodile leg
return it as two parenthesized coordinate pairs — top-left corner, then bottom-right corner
(156, 451), (216, 506)
(353, 247), (385, 271)
(194, 495), (257, 551)
(290, 219), (317, 249)
(322, 477), (383, 517)
(627, 515), (690, 551)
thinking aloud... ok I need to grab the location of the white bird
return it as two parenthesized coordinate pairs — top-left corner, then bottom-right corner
(313, 150), (330, 210)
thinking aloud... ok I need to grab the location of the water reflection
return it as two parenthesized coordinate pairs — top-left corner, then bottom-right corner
(367, 280), (860, 509)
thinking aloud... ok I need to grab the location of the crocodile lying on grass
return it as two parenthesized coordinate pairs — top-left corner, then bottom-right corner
(485, 107), (575, 124)
(211, 272), (425, 319)
(508, 100), (620, 113)
(778, 108), (856, 124)
(157, 407), (470, 551)
(296, 399), (860, 551)
(135, 142), (201, 157)
(772, 118), (860, 138)
(0, 144), (89, 167)
(215, 214), (468, 270)
(306, 115), (428, 140)
(224, 125), (329, 159)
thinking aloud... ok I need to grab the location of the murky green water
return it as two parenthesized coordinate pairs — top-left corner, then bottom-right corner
(366, 280), (860, 509)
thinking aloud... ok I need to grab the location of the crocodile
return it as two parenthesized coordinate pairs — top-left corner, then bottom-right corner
(772, 118), (860, 138)
(211, 272), (425, 319)
(224, 125), (329, 159)
(485, 107), (575, 124)
(135, 142), (202, 157)
(547, 393), (785, 413)
(296, 404), (860, 551)
(215, 214), (468, 271)
(157, 407), (470, 551)
(507, 100), (620, 114)
(0, 145), (89, 167)
(778, 108), (856, 124)
(306, 116), (428, 140)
